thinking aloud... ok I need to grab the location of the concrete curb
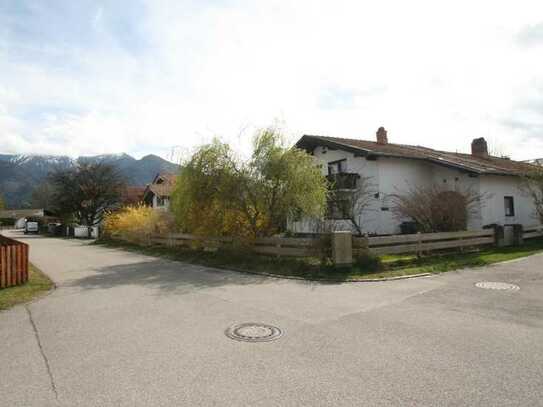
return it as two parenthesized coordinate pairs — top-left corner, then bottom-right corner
(345, 272), (433, 282)
(184, 264), (433, 284)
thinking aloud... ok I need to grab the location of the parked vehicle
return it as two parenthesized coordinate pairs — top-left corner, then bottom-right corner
(73, 225), (99, 239)
(24, 221), (39, 234)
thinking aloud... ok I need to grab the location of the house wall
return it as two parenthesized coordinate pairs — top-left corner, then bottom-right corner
(303, 146), (481, 234)
(152, 195), (170, 210)
(430, 166), (483, 229)
(310, 146), (382, 233)
(290, 144), (538, 235)
(293, 147), (438, 234)
(478, 175), (537, 228)
(371, 158), (485, 233)
(373, 157), (433, 234)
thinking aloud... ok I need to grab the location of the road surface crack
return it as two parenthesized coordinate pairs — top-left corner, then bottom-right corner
(25, 305), (58, 400)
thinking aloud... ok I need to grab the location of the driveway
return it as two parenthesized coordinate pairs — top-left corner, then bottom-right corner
(2, 231), (543, 406)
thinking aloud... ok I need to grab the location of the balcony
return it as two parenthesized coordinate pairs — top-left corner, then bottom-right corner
(326, 172), (359, 190)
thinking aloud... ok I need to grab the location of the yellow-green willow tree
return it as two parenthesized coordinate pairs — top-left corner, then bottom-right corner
(171, 127), (328, 238)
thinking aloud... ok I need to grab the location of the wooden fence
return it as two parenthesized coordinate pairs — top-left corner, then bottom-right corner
(252, 237), (318, 257)
(354, 229), (496, 256)
(114, 223), (543, 264)
(0, 234), (29, 289)
(148, 233), (317, 257)
(142, 228), (500, 259)
(523, 225), (543, 240)
(149, 233), (233, 250)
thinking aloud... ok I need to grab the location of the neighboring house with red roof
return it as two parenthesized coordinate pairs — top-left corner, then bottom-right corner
(121, 186), (146, 206)
(524, 158), (543, 166)
(143, 173), (177, 210)
(294, 127), (540, 235)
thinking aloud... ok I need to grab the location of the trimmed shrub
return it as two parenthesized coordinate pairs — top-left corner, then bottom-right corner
(102, 205), (174, 243)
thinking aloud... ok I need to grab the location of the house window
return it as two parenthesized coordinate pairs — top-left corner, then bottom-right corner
(328, 159), (346, 175)
(326, 198), (352, 219)
(504, 196), (515, 217)
(156, 196), (165, 207)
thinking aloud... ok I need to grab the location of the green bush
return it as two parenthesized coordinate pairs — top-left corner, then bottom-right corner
(0, 218), (15, 226)
(354, 252), (383, 272)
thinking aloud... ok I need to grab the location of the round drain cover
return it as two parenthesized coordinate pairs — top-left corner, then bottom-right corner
(475, 282), (520, 291)
(225, 323), (282, 342)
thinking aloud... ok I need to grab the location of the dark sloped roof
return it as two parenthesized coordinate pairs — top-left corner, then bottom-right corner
(156, 173), (177, 184)
(144, 172), (177, 199)
(0, 208), (45, 219)
(296, 135), (536, 176)
(147, 183), (174, 197)
(121, 186), (146, 204)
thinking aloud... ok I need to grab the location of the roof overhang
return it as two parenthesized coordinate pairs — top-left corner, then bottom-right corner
(295, 135), (371, 157)
(295, 135), (490, 176)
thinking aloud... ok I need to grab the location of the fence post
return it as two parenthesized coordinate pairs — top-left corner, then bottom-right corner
(0, 246), (5, 288)
(493, 225), (505, 247)
(332, 231), (352, 266)
(360, 234), (369, 255)
(275, 241), (282, 258)
(512, 224), (523, 246)
(416, 232), (422, 257)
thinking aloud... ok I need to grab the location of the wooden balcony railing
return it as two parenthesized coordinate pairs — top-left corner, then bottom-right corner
(326, 173), (360, 190)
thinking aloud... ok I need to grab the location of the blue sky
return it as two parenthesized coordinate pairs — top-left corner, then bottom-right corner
(1, 0), (543, 161)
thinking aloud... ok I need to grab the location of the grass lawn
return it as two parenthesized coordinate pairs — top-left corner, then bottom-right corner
(96, 237), (543, 281)
(0, 264), (54, 311)
(381, 238), (543, 275)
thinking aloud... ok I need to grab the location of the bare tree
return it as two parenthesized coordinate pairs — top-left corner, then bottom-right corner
(49, 162), (126, 235)
(327, 175), (376, 236)
(31, 182), (57, 210)
(520, 169), (543, 223)
(391, 184), (485, 233)
(487, 137), (510, 158)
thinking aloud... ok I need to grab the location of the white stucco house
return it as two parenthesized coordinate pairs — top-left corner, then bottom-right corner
(291, 127), (541, 235)
(143, 173), (176, 210)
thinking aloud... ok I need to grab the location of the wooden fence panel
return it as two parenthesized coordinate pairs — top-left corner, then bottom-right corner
(352, 236), (368, 249)
(523, 225), (543, 240)
(6, 245), (12, 286)
(148, 233), (319, 257)
(0, 234), (29, 289)
(367, 230), (493, 247)
(253, 237), (317, 247)
(252, 245), (313, 257)
(252, 236), (319, 257)
(369, 236), (495, 256)
(0, 246), (4, 288)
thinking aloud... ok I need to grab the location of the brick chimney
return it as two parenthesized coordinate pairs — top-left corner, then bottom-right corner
(376, 127), (388, 145)
(471, 137), (488, 158)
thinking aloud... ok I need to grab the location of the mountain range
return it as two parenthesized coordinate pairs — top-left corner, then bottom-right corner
(0, 153), (180, 209)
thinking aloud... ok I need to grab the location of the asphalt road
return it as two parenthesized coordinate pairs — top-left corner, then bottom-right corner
(2, 231), (543, 406)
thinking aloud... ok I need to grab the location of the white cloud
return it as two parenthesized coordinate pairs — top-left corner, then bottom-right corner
(1, 0), (543, 160)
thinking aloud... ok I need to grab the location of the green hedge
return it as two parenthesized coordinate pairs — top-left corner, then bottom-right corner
(0, 218), (15, 226)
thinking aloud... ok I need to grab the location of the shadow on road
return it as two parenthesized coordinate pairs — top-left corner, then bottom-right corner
(69, 259), (277, 295)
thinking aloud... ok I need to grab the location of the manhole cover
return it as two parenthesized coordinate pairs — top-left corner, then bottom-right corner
(225, 323), (282, 342)
(475, 282), (520, 291)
